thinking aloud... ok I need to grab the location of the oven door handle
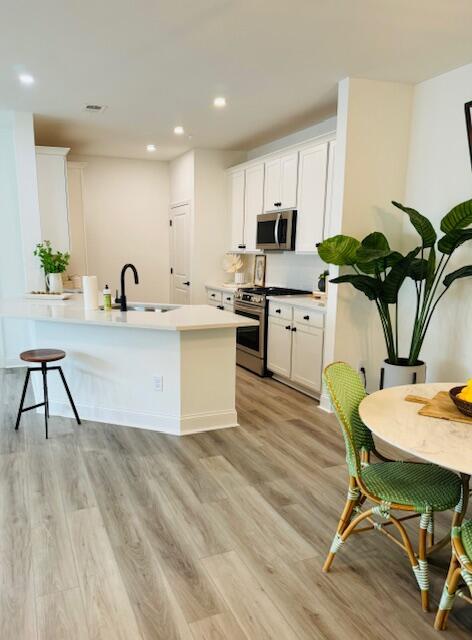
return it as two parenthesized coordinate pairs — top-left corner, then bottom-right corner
(274, 213), (281, 246)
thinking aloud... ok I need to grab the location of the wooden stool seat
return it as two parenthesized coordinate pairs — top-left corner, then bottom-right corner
(20, 349), (65, 363)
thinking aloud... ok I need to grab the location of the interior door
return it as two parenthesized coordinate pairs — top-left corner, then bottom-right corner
(170, 203), (191, 304)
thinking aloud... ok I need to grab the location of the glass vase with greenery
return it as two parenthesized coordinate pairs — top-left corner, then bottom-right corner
(317, 199), (472, 366)
(34, 241), (70, 286)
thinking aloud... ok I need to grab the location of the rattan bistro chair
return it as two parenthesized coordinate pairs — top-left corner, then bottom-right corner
(435, 521), (472, 630)
(323, 362), (463, 611)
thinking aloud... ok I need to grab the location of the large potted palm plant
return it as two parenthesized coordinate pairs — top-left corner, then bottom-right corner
(317, 199), (472, 388)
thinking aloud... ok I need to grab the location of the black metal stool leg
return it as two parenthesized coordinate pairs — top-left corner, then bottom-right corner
(41, 363), (49, 439)
(58, 367), (81, 425)
(15, 369), (31, 430)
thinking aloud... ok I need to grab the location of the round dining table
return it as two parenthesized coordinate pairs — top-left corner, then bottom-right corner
(359, 382), (472, 476)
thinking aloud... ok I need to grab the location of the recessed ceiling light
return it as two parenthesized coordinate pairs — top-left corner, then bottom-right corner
(146, 144), (157, 152)
(174, 126), (184, 135)
(213, 97), (226, 108)
(19, 73), (35, 85)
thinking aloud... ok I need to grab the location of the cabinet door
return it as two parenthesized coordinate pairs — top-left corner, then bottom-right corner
(267, 316), (292, 378)
(244, 163), (264, 251)
(229, 170), (246, 251)
(295, 143), (328, 252)
(263, 158), (281, 212)
(323, 141), (336, 240)
(36, 151), (70, 252)
(291, 323), (323, 392)
(280, 151), (298, 209)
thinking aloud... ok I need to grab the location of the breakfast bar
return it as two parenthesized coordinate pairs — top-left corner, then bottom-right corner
(0, 295), (259, 435)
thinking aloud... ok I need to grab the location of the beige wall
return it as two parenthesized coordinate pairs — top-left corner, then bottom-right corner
(402, 62), (472, 382)
(70, 155), (170, 302)
(324, 78), (414, 393)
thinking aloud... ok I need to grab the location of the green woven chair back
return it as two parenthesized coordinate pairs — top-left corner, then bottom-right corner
(323, 361), (375, 477)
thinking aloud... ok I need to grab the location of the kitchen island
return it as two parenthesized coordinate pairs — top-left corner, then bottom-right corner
(0, 296), (258, 435)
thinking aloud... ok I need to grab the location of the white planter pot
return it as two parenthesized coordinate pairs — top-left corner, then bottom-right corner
(380, 359), (426, 389)
(45, 272), (64, 293)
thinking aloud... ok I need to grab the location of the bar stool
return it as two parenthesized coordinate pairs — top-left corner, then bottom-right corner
(15, 349), (81, 439)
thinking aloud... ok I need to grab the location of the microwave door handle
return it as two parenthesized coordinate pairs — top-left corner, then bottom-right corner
(274, 213), (281, 246)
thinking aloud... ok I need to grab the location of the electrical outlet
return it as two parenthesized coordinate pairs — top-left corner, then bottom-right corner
(153, 375), (163, 392)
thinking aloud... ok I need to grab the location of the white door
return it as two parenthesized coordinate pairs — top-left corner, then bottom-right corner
(267, 316), (292, 378)
(229, 170), (246, 251)
(291, 323), (323, 392)
(170, 203), (191, 304)
(243, 163), (264, 251)
(296, 143), (328, 252)
(263, 158), (281, 212)
(280, 151), (298, 209)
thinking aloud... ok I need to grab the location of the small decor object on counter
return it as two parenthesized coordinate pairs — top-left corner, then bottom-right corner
(103, 284), (112, 311)
(223, 253), (246, 285)
(253, 254), (266, 287)
(465, 100), (472, 170)
(82, 275), (99, 310)
(317, 269), (329, 292)
(318, 197), (472, 388)
(34, 240), (70, 293)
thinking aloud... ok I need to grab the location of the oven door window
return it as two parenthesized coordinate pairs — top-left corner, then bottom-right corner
(235, 310), (261, 353)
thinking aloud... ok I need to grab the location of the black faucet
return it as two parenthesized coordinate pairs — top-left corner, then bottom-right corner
(117, 263), (139, 311)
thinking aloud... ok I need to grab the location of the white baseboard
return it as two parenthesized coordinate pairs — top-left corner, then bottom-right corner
(47, 401), (238, 436)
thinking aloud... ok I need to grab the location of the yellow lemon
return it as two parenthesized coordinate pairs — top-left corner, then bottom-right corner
(458, 388), (472, 402)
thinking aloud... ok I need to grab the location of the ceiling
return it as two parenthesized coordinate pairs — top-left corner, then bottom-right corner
(1, 0), (472, 161)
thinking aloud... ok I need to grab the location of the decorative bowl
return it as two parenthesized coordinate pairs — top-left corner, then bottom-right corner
(449, 386), (472, 417)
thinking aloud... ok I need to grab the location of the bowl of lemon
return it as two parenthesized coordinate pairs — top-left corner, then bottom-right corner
(450, 380), (472, 418)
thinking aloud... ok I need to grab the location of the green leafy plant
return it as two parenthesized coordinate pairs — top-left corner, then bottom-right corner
(34, 241), (70, 274)
(317, 199), (472, 366)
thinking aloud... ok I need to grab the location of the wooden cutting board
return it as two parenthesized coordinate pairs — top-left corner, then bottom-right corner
(405, 391), (472, 425)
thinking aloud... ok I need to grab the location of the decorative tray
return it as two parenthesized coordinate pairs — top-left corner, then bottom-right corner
(25, 292), (71, 300)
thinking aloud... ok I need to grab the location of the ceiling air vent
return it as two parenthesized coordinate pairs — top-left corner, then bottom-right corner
(83, 104), (107, 113)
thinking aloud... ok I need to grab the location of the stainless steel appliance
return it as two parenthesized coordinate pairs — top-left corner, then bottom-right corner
(256, 210), (297, 251)
(234, 286), (309, 376)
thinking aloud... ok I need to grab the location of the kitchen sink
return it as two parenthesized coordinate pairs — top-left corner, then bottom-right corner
(99, 303), (178, 313)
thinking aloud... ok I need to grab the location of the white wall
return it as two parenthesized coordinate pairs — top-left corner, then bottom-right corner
(324, 78), (414, 394)
(169, 151), (195, 205)
(402, 62), (472, 382)
(71, 155), (170, 302)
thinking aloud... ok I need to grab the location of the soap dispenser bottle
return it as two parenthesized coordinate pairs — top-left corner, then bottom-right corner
(103, 284), (112, 311)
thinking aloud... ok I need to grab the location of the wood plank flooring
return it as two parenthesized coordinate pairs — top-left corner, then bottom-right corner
(1, 365), (471, 639)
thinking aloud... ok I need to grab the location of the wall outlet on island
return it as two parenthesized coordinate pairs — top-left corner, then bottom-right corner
(153, 375), (163, 392)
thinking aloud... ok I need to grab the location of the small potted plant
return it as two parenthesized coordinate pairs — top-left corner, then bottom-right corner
(318, 269), (329, 292)
(34, 241), (70, 293)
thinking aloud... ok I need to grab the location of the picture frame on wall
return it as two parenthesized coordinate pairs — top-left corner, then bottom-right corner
(253, 255), (267, 287)
(465, 100), (472, 169)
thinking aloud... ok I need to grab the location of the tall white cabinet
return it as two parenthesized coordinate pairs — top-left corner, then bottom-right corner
(35, 146), (71, 252)
(295, 142), (328, 252)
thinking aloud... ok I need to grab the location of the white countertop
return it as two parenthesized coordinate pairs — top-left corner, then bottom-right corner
(205, 282), (252, 292)
(0, 295), (259, 332)
(266, 294), (327, 312)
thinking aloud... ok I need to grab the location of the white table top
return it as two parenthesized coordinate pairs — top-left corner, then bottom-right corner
(0, 296), (259, 332)
(359, 383), (472, 476)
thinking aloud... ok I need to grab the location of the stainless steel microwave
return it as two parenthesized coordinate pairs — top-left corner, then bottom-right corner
(256, 210), (297, 251)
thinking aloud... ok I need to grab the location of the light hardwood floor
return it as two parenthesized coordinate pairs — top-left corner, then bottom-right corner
(1, 366), (471, 639)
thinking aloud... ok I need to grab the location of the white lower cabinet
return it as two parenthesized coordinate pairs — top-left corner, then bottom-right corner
(267, 316), (292, 378)
(267, 304), (324, 395)
(291, 323), (323, 392)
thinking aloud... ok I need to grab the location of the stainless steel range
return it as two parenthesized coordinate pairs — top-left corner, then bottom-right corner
(234, 286), (310, 376)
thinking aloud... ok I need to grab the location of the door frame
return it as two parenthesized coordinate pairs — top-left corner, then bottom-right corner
(169, 200), (193, 304)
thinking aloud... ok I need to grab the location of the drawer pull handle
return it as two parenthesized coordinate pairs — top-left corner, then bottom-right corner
(303, 315), (310, 320)
(211, 293), (216, 297)
(285, 325), (291, 330)
(217, 305), (224, 310)
(291, 326), (297, 332)
(275, 308), (281, 314)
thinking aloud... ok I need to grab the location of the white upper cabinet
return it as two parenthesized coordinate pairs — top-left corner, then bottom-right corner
(295, 142), (328, 252)
(36, 147), (70, 253)
(263, 151), (298, 212)
(243, 163), (264, 252)
(229, 169), (246, 251)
